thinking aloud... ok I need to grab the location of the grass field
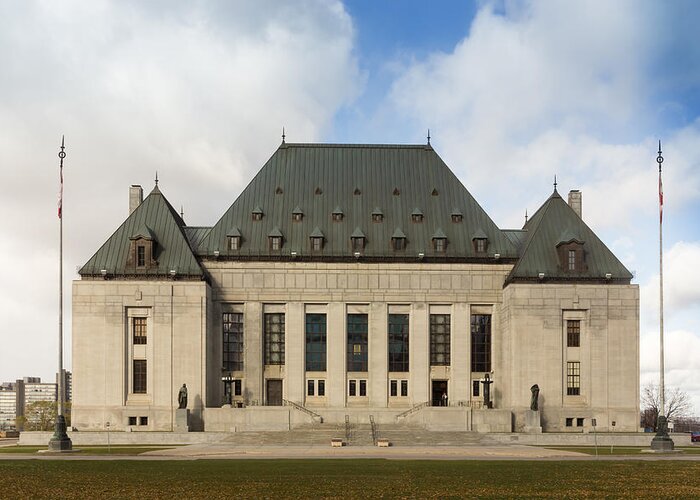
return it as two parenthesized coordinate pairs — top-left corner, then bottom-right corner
(543, 446), (700, 455)
(1, 459), (699, 498)
(0, 445), (176, 455)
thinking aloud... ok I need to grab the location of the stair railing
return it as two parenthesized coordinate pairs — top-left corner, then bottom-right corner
(282, 399), (323, 423)
(369, 414), (378, 445)
(395, 401), (430, 421)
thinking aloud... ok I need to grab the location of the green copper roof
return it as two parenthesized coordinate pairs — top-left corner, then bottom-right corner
(505, 190), (632, 284)
(200, 143), (518, 260)
(80, 186), (204, 278)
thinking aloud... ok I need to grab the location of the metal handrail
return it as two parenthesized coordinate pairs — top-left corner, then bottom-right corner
(282, 399), (323, 422)
(369, 415), (377, 445)
(395, 401), (430, 421)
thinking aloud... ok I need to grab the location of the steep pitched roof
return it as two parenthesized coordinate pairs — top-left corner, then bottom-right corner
(200, 143), (517, 260)
(80, 185), (204, 278)
(505, 190), (633, 284)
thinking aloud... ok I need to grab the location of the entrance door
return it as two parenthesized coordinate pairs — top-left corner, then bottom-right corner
(266, 379), (283, 406)
(431, 380), (448, 406)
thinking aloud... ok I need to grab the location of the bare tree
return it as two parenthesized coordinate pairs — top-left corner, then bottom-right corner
(640, 383), (692, 432)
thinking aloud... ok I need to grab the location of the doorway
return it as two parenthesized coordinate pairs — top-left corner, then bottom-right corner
(431, 380), (448, 406)
(266, 379), (283, 406)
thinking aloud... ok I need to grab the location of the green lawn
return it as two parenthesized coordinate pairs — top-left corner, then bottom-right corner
(544, 445), (700, 456)
(0, 459), (699, 498)
(0, 445), (176, 455)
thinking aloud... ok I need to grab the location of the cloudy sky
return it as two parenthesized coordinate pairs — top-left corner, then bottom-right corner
(1, 0), (699, 415)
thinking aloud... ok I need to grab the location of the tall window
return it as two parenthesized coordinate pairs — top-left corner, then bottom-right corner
(568, 250), (576, 271)
(223, 312), (244, 371)
(133, 360), (147, 394)
(430, 314), (450, 365)
(136, 245), (146, 267)
(305, 314), (327, 371)
(347, 314), (368, 372)
(567, 320), (580, 347)
(264, 313), (285, 365)
(388, 314), (409, 372)
(132, 317), (147, 345)
(567, 361), (580, 395)
(471, 314), (491, 372)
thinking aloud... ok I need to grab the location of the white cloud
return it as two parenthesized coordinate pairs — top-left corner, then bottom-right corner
(641, 241), (700, 314)
(0, 0), (362, 382)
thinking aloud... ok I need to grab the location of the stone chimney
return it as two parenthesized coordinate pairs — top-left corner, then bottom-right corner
(568, 190), (582, 218)
(129, 185), (143, 214)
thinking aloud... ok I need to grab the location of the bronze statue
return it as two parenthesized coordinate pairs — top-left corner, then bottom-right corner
(482, 374), (493, 409)
(178, 384), (188, 409)
(530, 384), (540, 411)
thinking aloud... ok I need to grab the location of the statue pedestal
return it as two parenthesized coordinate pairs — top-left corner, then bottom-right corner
(175, 408), (189, 433)
(524, 410), (542, 433)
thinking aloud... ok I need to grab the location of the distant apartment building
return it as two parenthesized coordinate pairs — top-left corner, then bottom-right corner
(0, 372), (71, 430)
(0, 383), (16, 430)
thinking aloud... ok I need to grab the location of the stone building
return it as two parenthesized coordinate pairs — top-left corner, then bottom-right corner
(72, 142), (639, 433)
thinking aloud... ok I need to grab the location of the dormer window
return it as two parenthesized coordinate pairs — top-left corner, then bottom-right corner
(128, 224), (156, 269)
(227, 228), (242, 251)
(371, 208), (384, 223)
(268, 228), (283, 251)
(252, 206), (264, 221)
(332, 207), (344, 222)
(351, 227), (366, 251)
(451, 210), (463, 223)
(472, 229), (488, 254)
(556, 230), (586, 273)
(292, 207), (303, 222)
(310, 227), (324, 252)
(411, 209), (423, 223)
(391, 228), (406, 251)
(432, 229), (447, 253)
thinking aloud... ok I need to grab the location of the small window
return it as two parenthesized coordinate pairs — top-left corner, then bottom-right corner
(568, 250), (576, 271)
(359, 380), (367, 397)
(128, 416), (137, 426)
(349, 379), (357, 397)
(401, 380), (408, 397)
(252, 211), (263, 221)
(392, 237), (406, 251)
(433, 238), (446, 253)
(307, 380), (315, 396)
(332, 212), (343, 222)
(372, 213), (383, 222)
(393, 187), (400, 196)
(275, 186), (283, 195)
(228, 236), (240, 250)
(390, 380), (397, 397)
(139, 416), (148, 426)
(576, 417), (584, 427)
(133, 317), (147, 345)
(315, 187), (323, 195)
(292, 213), (303, 222)
(566, 417), (574, 427)
(136, 245), (146, 267)
(475, 238), (487, 253)
(351, 237), (365, 251)
(431, 188), (439, 196)
(354, 188), (361, 195)
(233, 379), (242, 396)
(318, 380), (325, 396)
(133, 359), (147, 394)
(412, 214), (423, 223)
(473, 380), (480, 397)
(311, 237), (323, 251)
(567, 320), (580, 347)
(269, 236), (282, 251)
(452, 214), (463, 223)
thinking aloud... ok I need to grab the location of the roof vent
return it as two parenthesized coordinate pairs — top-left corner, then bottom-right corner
(354, 188), (361, 195)
(393, 187), (400, 196)
(315, 187), (323, 195)
(275, 186), (283, 195)
(431, 188), (439, 196)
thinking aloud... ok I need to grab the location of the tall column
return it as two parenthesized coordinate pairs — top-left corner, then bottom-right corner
(369, 302), (388, 407)
(410, 303), (429, 405)
(451, 303), (470, 403)
(244, 302), (263, 405)
(286, 302), (305, 403)
(327, 302), (346, 408)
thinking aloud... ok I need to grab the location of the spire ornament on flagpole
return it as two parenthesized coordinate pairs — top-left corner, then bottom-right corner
(651, 140), (674, 451)
(49, 136), (73, 452)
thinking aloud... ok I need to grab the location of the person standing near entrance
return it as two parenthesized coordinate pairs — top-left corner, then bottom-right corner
(442, 391), (448, 407)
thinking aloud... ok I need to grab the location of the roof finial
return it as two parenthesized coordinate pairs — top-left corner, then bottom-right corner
(525, 209), (528, 223)
(553, 174), (558, 192)
(427, 129), (431, 145)
(282, 127), (286, 144)
(657, 140), (664, 172)
(155, 171), (159, 186)
(58, 135), (66, 164)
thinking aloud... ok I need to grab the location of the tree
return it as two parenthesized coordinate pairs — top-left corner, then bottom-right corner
(640, 383), (692, 432)
(20, 401), (71, 432)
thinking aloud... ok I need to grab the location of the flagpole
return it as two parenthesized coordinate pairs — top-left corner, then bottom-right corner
(651, 140), (673, 451)
(49, 136), (72, 451)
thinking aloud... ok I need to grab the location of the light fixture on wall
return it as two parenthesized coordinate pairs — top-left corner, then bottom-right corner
(169, 269), (177, 278)
(213, 250), (220, 258)
(494, 253), (500, 260)
(100, 269), (107, 276)
(418, 252), (425, 260)
(291, 251), (298, 259)
(605, 273), (612, 280)
(354, 251), (361, 259)
(538, 272), (545, 280)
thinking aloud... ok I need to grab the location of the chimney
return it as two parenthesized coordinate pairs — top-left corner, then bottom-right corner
(568, 190), (582, 218)
(129, 185), (143, 214)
